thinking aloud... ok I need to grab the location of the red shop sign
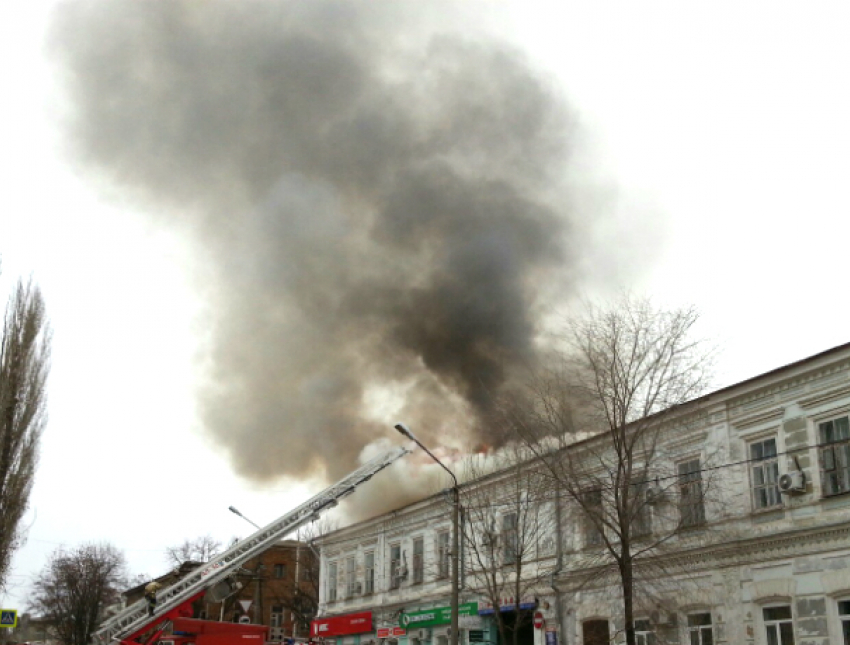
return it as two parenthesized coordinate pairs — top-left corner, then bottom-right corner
(312, 612), (373, 637)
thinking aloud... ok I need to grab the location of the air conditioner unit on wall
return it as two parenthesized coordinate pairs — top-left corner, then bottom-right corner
(778, 471), (805, 494)
(417, 629), (431, 640)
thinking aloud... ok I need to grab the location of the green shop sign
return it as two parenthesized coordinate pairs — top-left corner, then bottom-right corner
(400, 603), (477, 629)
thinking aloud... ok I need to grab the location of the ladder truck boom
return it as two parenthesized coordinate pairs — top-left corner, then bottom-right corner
(96, 446), (410, 645)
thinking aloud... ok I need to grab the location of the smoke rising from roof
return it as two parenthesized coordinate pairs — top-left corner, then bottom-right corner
(49, 1), (590, 507)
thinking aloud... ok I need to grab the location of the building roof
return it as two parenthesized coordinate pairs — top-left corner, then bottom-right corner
(322, 340), (850, 542)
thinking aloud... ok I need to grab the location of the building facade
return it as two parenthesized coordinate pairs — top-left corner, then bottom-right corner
(124, 541), (318, 641)
(314, 343), (850, 645)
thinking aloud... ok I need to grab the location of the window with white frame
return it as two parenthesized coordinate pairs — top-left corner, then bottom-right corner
(412, 537), (424, 584)
(345, 556), (356, 597)
(678, 459), (705, 527)
(270, 605), (283, 628)
(389, 543), (402, 589)
(751, 437), (781, 509)
(583, 489), (604, 547)
(686, 612), (713, 645)
(633, 619), (655, 645)
(820, 415), (850, 496)
(631, 482), (651, 537)
(763, 605), (795, 645)
(839, 599), (850, 644)
(502, 513), (519, 565)
(364, 551), (375, 594)
(437, 531), (450, 579)
(327, 561), (338, 602)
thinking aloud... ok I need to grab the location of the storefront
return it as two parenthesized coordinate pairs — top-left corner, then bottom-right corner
(399, 603), (480, 645)
(477, 597), (538, 645)
(311, 611), (374, 645)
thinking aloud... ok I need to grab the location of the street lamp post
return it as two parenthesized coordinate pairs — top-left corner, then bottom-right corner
(229, 506), (262, 529)
(228, 506), (264, 625)
(394, 423), (460, 645)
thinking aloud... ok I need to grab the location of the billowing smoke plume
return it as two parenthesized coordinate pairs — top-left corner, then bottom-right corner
(49, 2), (586, 507)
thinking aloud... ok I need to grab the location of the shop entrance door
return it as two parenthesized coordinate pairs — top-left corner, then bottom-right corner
(499, 612), (534, 645)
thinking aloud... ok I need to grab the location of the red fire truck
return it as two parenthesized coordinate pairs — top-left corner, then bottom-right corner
(94, 448), (408, 645)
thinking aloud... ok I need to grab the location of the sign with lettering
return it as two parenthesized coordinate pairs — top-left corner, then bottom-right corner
(399, 603), (477, 629)
(311, 612), (373, 637)
(459, 615), (483, 629)
(477, 597), (537, 615)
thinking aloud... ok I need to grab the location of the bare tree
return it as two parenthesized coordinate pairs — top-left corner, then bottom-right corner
(275, 520), (333, 636)
(509, 295), (715, 645)
(30, 543), (128, 645)
(0, 275), (50, 590)
(165, 535), (223, 567)
(459, 447), (556, 645)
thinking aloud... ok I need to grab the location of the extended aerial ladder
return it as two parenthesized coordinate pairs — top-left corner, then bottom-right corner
(95, 447), (410, 645)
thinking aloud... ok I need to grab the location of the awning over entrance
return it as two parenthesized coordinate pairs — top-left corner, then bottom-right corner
(477, 597), (537, 615)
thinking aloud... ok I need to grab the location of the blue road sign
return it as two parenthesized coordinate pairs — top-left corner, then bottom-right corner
(0, 609), (17, 628)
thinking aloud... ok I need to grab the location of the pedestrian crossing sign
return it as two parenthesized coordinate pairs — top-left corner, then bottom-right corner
(0, 609), (17, 628)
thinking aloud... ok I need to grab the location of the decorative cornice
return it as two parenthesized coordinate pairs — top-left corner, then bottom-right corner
(727, 360), (850, 418)
(658, 522), (849, 572)
(554, 520), (850, 586)
(797, 383), (850, 411)
(731, 408), (784, 432)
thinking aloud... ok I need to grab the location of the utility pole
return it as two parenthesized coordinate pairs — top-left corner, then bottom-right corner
(450, 484), (460, 645)
(253, 563), (265, 625)
(394, 424), (460, 645)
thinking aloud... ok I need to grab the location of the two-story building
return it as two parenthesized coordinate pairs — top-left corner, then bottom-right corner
(314, 343), (850, 645)
(125, 541), (318, 641)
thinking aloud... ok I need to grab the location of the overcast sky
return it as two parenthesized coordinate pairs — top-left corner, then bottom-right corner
(1, 1), (849, 612)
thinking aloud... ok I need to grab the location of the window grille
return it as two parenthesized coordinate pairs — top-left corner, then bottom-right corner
(389, 544), (402, 589)
(678, 459), (705, 527)
(502, 513), (519, 565)
(364, 551), (375, 594)
(820, 416), (850, 496)
(583, 490), (604, 546)
(838, 599), (850, 645)
(631, 483), (651, 537)
(346, 557), (356, 598)
(437, 532), (450, 579)
(633, 619), (655, 645)
(763, 605), (795, 645)
(327, 561), (338, 602)
(412, 538), (424, 584)
(686, 612), (713, 645)
(751, 438), (781, 509)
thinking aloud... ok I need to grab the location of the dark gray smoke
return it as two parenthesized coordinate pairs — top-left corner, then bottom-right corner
(49, 1), (584, 492)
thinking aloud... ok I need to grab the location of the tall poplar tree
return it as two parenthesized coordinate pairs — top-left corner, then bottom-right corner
(0, 274), (50, 589)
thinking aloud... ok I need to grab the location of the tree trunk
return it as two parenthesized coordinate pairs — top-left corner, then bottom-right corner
(621, 550), (635, 645)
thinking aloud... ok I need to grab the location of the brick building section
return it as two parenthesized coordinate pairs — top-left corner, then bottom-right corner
(204, 541), (319, 641)
(123, 541), (318, 642)
(124, 561), (204, 607)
